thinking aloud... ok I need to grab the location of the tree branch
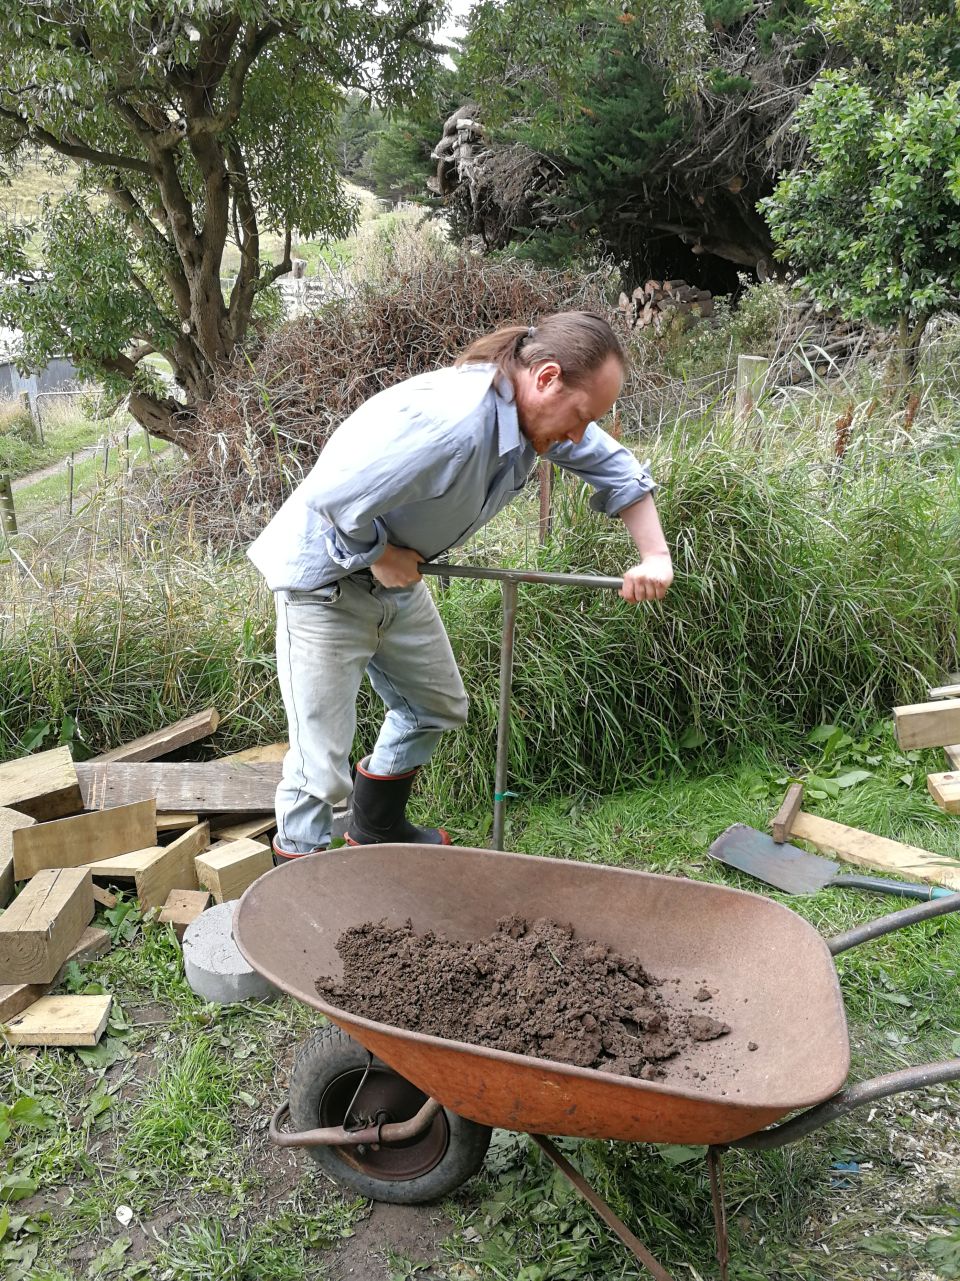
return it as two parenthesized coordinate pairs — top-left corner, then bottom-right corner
(0, 103), (152, 174)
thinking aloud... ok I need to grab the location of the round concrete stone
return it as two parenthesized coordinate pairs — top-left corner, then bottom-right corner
(183, 900), (278, 1004)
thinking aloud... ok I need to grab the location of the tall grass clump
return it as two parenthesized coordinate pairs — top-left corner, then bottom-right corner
(417, 434), (960, 804)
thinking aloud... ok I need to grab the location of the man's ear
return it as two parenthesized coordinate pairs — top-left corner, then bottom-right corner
(534, 361), (563, 393)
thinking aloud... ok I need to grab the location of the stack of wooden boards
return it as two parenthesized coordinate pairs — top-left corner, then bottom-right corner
(765, 684), (960, 891)
(0, 709), (287, 1048)
(894, 684), (960, 813)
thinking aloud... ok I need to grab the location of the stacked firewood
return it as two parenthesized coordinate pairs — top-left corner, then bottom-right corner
(618, 279), (714, 332)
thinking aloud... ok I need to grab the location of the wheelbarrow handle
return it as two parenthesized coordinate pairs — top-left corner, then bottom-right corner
(730, 894), (960, 1150)
(828, 891), (960, 955)
(728, 1057), (960, 1151)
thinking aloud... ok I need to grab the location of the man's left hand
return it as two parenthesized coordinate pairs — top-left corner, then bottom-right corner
(620, 554), (674, 603)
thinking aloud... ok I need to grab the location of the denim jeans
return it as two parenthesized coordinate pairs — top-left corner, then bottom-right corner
(274, 573), (469, 852)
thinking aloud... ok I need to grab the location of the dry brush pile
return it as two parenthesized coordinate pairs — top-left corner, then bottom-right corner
(183, 234), (611, 540)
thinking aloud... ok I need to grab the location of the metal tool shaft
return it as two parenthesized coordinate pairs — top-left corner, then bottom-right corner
(419, 562), (623, 849)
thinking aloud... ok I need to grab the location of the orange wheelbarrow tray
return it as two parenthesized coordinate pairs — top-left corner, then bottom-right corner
(233, 844), (960, 1281)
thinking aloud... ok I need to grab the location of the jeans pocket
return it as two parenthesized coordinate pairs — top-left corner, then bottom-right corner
(286, 582), (342, 606)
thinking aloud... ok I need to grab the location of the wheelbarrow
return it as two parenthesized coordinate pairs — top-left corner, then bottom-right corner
(233, 844), (960, 1281)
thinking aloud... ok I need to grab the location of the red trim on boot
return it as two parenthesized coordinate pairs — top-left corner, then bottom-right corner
(344, 826), (451, 847)
(272, 834), (327, 863)
(354, 758), (418, 782)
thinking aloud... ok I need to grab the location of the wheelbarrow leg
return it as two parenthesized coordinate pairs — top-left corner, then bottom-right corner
(530, 1135), (675, 1281)
(707, 1146), (730, 1281)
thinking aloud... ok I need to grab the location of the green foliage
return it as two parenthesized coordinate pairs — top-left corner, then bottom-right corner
(0, 2), (444, 437)
(356, 116), (435, 201)
(763, 74), (960, 344)
(452, 0), (827, 281)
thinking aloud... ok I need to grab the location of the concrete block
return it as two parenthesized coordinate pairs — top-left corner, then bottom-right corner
(182, 900), (278, 1004)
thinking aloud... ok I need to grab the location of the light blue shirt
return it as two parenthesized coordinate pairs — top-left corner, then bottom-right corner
(247, 362), (656, 592)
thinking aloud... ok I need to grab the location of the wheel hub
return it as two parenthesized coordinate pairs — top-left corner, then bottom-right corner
(319, 1066), (449, 1180)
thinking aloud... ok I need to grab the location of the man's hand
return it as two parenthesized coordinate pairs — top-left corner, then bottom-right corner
(371, 543), (423, 588)
(620, 554), (674, 603)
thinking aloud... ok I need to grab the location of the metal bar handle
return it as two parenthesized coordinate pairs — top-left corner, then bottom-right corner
(828, 893), (960, 955)
(419, 562), (624, 591)
(728, 1057), (960, 1150)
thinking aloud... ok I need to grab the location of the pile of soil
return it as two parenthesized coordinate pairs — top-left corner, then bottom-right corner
(315, 915), (731, 1082)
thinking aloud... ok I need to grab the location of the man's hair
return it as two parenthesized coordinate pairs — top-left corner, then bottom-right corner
(456, 310), (623, 386)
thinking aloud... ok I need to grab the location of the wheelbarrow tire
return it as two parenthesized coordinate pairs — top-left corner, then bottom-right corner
(289, 1024), (492, 1204)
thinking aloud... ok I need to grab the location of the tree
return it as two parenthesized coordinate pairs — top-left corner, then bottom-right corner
(357, 116), (435, 201)
(762, 74), (960, 385)
(446, 0), (831, 288)
(0, 2), (443, 453)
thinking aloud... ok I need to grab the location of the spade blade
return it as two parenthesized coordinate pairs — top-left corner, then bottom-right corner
(708, 823), (841, 895)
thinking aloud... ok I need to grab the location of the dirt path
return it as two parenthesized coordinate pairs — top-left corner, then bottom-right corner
(11, 443), (99, 491)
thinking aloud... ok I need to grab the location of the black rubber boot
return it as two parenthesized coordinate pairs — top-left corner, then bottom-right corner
(272, 834), (328, 866)
(345, 758), (450, 846)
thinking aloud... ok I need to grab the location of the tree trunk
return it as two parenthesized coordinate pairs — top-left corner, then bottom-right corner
(127, 391), (202, 456)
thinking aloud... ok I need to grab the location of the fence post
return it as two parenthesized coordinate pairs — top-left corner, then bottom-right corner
(735, 355), (769, 423)
(67, 453), (75, 516)
(19, 391), (43, 444)
(0, 474), (17, 536)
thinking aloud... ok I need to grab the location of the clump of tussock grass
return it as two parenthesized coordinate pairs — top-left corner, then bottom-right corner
(1, 416), (957, 803)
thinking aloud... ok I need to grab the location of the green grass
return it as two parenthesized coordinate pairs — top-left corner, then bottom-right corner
(2, 732), (956, 1280)
(0, 406), (108, 482)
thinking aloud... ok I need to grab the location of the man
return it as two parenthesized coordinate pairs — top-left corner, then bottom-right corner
(248, 310), (673, 861)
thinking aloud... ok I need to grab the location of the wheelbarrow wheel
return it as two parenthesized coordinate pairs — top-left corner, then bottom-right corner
(289, 1024), (492, 1204)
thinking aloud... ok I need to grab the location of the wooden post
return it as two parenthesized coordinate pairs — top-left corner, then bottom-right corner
(19, 391), (42, 443)
(0, 474), (16, 536)
(538, 460), (554, 544)
(102, 437), (110, 478)
(735, 355), (769, 423)
(67, 453), (75, 515)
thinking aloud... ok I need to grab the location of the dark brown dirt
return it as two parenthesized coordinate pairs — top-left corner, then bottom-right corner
(316, 915), (731, 1082)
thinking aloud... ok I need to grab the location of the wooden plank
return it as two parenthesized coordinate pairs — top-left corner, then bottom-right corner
(92, 708), (220, 763)
(4, 993), (112, 1046)
(157, 812), (200, 832)
(134, 823), (208, 912)
(945, 745), (960, 770)
(212, 815), (274, 842)
(0, 925), (111, 1021)
(83, 846), (164, 877)
(12, 799), (157, 880)
(927, 772), (960, 814)
(893, 698), (960, 750)
(195, 838), (272, 904)
(791, 811), (960, 891)
(158, 888), (211, 941)
(0, 746), (83, 821)
(92, 884), (117, 909)
(930, 683), (960, 700)
(1, 807), (34, 907)
(771, 783), (803, 844)
(0, 867), (93, 984)
(220, 742), (286, 764)
(76, 762), (281, 814)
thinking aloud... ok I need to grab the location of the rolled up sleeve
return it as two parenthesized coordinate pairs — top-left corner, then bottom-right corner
(548, 425), (657, 517)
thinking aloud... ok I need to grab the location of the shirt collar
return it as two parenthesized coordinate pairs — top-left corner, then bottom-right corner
(493, 370), (522, 456)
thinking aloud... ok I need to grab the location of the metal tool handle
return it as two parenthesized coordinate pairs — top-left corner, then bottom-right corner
(419, 562), (624, 591)
(829, 874), (957, 901)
